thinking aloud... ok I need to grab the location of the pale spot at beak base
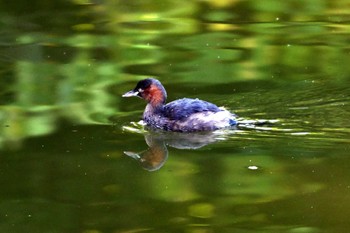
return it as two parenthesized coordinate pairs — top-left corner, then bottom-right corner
(122, 90), (139, 97)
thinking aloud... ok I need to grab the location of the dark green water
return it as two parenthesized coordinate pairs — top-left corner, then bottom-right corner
(1, 0), (350, 232)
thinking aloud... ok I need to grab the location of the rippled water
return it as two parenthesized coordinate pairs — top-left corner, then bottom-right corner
(0, 0), (350, 232)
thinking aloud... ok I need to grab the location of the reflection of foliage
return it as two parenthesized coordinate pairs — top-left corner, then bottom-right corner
(1, 0), (350, 149)
(0, 33), (122, 149)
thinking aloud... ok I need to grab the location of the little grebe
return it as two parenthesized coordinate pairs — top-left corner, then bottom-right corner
(122, 78), (237, 132)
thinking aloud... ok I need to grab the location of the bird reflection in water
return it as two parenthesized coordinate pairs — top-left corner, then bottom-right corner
(124, 129), (228, 171)
(123, 119), (279, 171)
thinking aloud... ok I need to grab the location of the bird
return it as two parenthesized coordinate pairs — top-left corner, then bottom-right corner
(122, 78), (237, 132)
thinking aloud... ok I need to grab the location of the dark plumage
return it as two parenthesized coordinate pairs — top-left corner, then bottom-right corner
(163, 98), (221, 121)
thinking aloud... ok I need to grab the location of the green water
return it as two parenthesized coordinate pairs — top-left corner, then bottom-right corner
(1, 0), (350, 232)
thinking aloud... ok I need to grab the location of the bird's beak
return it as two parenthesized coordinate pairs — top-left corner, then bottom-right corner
(122, 90), (139, 97)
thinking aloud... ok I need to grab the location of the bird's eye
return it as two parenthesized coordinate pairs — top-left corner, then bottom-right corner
(138, 88), (144, 93)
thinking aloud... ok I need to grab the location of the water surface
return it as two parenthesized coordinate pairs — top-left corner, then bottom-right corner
(0, 0), (350, 232)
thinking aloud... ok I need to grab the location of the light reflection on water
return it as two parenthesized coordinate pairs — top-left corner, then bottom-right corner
(0, 0), (350, 232)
